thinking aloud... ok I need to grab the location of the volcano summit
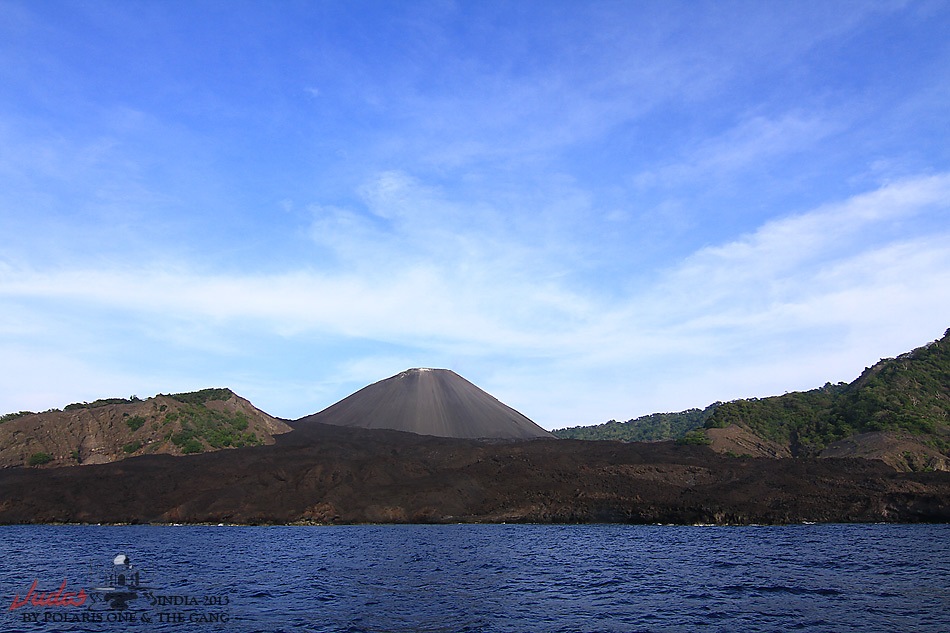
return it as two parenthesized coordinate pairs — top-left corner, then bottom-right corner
(295, 368), (553, 440)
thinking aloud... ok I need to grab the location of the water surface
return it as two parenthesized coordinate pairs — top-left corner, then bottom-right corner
(0, 524), (947, 632)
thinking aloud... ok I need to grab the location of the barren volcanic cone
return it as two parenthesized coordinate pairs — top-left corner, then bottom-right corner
(296, 368), (553, 440)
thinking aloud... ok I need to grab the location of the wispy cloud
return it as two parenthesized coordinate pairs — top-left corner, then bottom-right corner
(2, 174), (948, 424)
(1, 2), (947, 428)
(661, 173), (950, 309)
(634, 112), (840, 190)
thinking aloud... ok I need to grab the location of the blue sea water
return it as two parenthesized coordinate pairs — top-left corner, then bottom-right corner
(0, 524), (947, 632)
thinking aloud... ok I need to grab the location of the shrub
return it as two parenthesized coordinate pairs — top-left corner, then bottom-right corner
(180, 439), (204, 454)
(167, 388), (232, 405)
(64, 397), (136, 411)
(125, 416), (146, 431)
(553, 404), (720, 442)
(0, 411), (35, 424)
(27, 452), (53, 466)
(676, 430), (712, 446)
(123, 441), (142, 454)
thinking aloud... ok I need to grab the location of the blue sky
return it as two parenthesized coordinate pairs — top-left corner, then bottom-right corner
(1, 1), (948, 429)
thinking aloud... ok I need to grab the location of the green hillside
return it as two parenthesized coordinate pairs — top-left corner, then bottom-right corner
(554, 328), (950, 455)
(553, 404), (719, 442)
(0, 388), (268, 467)
(705, 328), (950, 456)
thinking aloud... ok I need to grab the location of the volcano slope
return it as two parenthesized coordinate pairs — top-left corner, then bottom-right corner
(295, 368), (553, 439)
(0, 421), (947, 525)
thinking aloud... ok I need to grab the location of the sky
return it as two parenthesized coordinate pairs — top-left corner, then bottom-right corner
(1, 1), (949, 430)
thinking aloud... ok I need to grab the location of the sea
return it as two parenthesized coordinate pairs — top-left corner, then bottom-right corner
(0, 524), (947, 632)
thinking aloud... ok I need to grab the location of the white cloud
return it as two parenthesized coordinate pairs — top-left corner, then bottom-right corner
(0, 263), (583, 355)
(1, 173), (948, 427)
(1, 2), (947, 432)
(511, 173), (950, 424)
(662, 173), (950, 311)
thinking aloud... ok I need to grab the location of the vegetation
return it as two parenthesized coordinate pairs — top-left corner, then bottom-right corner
(829, 337), (950, 437)
(705, 382), (848, 453)
(0, 411), (35, 424)
(64, 396), (142, 411)
(125, 415), (146, 432)
(705, 329), (950, 456)
(168, 404), (260, 454)
(166, 388), (234, 405)
(675, 429), (712, 446)
(5, 389), (233, 418)
(27, 452), (53, 466)
(552, 329), (950, 456)
(57, 389), (233, 413)
(553, 404), (719, 442)
(2, 385), (267, 466)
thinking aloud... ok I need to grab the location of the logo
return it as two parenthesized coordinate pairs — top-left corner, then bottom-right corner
(87, 554), (145, 612)
(7, 553), (231, 626)
(8, 579), (87, 610)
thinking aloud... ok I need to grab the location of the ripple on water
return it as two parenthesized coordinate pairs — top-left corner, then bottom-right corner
(0, 524), (947, 632)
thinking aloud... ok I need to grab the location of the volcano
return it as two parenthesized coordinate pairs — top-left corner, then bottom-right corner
(295, 368), (553, 440)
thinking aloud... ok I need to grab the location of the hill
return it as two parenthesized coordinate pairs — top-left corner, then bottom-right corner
(0, 388), (291, 468)
(702, 328), (950, 470)
(295, 368), (553, 440)
(549, 328), (950, 470)
(553, 404), (719, 442)
(0, 351), (948, 524)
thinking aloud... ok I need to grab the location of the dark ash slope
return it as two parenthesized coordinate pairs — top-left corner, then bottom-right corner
(0, 422), (947, 525)
(296, 368), (553, 440)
